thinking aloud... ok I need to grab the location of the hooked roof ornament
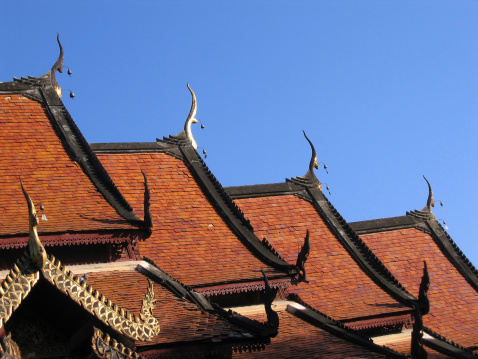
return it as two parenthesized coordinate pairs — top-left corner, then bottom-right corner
(49, 33), (65, 98)
(296, 230), (310, 283)
(155, 84), (200, 154)
(20, 180), (47, 270)
(421, 176), (435, 213)
(0, 184), (160, 342)
(407, 176), (436, 220)
(286, 131), (323, 190)
(411, 261), (430, 359)
(261, 269), (279, 330)
(184, 83), (199, 150)
(141, 169), (153, 230)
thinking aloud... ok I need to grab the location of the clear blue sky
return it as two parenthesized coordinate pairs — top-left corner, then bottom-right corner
(2, 1), (477, 265)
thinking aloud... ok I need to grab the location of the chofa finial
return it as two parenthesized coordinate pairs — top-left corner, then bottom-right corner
(50, 33), (65, 98)
(20, 179), (47, 270)
(422, 176), (435, 213)
(303, 130), (318, 175)
(184, 83), (198, 150)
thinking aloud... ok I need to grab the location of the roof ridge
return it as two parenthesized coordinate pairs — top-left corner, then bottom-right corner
(190, 149), (254, 230)
(423, 326), (478, 358)
(36, 87), (146, 227)
(286, 298), (409, 359)
(314, 190), (416, 302)
(180, 145), (297, 274)
(138, 257), (279, 338)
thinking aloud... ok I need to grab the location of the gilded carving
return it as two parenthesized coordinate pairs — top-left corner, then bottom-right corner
(92, 328), (144, 359)
(42, 256), (160, 341)
(0, 333), (21, 359)
(0, 253), (39, 328)
(0, 183), (160, 342)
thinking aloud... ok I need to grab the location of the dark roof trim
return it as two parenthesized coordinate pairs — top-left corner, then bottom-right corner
(180, 145), (298, 275)
(423, 327), (478, 359)
(31, 86), (146, 227)
(90, 142), (183, 160)
(228, 180), (417, 306)
(137, 258), (278, 338)
(93, 141), (298, 275)
(286, 303), (409, 359)
(304, 186), (417, 305)
(226, 182), (305, 199)
(350, 216), (424, 235)
(351, 214), (478, 292)
(426, 219), (478, 292)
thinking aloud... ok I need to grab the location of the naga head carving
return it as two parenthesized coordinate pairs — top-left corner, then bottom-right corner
(20, 180), (47, 270)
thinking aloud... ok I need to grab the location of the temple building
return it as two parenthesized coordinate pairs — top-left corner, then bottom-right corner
(0, 35), (476, 358)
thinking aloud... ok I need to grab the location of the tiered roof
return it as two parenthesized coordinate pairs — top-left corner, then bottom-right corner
(350, 183), (478, 352)
(90, 85), (297, 292)
(226, 133), (416, 326)
(1, 35), (477, 358)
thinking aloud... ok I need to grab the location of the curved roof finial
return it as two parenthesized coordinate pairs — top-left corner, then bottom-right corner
(48, 33), (65, 98)
(20, 179), (47, 270)
(52, 33), (64, 75)
(303, 130), (319, 176)
(184, 83), (198, 150)
(422, 176), (435, 213)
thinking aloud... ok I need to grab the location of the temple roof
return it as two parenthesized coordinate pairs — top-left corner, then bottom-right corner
(0, 36), (150, 245)
(92, 148), (294, 289)
(229, 193), (412, 322)
(0, 94), (140, 238)
(350, 212), (478, 350)
(232, 303), (408, 359)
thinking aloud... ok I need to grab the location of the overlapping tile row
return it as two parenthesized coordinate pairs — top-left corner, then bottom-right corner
(233, 311), (397, 359)
(359, 227), (478, 349)
(96, 152), (286, 286)
(234, 195), (410, 320)
(86, 270), (250, 346)
(0, 95), (133, 237)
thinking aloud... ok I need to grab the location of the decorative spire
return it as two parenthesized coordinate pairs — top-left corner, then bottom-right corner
(296, 229), (310, 283)
(411, 261), (430, 359)
(303, 130), (319, 177)
(184, 83), (198, 150)
(20, 180), (47, 270)
(49, 33), (65, 98)
(287, 131), (323, 189)
(421, 176), (435, 213)
(261, 269), (279, 329)
(141, 169), (153, 229)
(418, 260), (430, 315)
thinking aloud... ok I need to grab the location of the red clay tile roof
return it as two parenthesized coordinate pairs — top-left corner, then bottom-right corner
(0, 95), (133, 238)
(233, 311), (397, 359)
(96, 152), (287, 287)
(234, 195), (410, 321)
(360, 228), (478, 349)
(86, 269), (249, 347)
